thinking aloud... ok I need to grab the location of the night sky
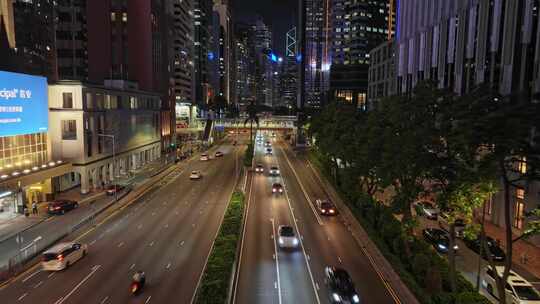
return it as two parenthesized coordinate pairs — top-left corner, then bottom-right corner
(233, 0), (297, 56)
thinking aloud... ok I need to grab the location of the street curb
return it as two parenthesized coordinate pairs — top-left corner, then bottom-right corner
(305, 156), (420, 304)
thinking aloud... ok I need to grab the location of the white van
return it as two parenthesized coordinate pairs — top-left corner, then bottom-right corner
(483, 266), (540, 303)
(41, 242), (88, 271)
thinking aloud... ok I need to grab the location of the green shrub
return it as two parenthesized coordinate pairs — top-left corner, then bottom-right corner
(243, 144), (254, 167)
(196, 192), (245, 304)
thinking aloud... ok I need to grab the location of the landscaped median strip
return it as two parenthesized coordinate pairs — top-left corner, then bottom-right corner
(195, 191), (245, 304)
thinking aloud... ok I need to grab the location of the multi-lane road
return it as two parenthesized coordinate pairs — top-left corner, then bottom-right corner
(235, 133), (397, 304)
(0, 141), (241, 304)
(0, 132), (400, 304)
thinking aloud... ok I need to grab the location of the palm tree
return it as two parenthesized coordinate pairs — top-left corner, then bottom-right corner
(244, 101), (259, 146)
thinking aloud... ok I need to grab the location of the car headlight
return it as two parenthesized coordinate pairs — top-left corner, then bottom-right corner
(279, 189), (283, 192)
(453, 245), (459, 250)
(273, 189), (276, 193)
(329, 209), (335, 213)
(279, 238), (284, 244)
(293, 238), (298, 245)
(332, 293), (341, 302)
(352, 294), (360, 303)
(438, 244), (447, 250)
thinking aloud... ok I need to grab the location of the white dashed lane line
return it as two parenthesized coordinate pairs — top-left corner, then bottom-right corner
(17, 293), (27, 301)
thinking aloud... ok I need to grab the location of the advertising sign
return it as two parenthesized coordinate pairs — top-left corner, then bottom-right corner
(0, 71), (48, 137)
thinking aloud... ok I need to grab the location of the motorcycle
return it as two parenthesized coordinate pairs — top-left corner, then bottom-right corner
(130, 279), (145, 295)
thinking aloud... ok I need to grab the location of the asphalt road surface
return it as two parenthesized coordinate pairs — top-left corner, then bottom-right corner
(0, 141), (241, 304)
(234, 133), (397, 304)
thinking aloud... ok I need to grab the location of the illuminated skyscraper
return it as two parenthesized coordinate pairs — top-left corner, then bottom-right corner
(303, 0), (332, 108)
(329, 0), (394, 109)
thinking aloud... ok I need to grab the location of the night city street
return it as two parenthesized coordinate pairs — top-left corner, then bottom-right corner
(2, 1), (540, 304)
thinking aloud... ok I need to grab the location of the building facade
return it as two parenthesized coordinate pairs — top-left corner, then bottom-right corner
(234, 25), (256, 110)
(395, 0), (540, 242)
(48, 81), (162, 194)
(213, 1), (233, 104)
(193, 0), (213, 107)
(170, 0), (194, 105)
(303, 0), (332, 108)
(330, 0), (394, 109)
(367, 40), (395, 108)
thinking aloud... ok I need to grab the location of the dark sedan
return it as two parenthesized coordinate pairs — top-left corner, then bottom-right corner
(422, 228), (458, 254)
(105, 184), (125, 195)
(47, 200), (78, 215)
(464, 236), (506, 262)
(324, 266), (361, 303)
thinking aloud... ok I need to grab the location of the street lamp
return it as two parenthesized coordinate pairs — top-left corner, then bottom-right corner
(97, 134), (117, 202)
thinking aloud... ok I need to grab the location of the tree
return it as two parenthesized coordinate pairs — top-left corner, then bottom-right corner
(244, 101), (259, 146)
(456, 87), (540, 304)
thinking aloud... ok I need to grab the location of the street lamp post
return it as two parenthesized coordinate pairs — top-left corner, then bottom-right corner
(97, 134), (117, 202)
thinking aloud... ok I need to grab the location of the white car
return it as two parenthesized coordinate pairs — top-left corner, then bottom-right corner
(278, 225), (298, 249)
(483, 266), (540, 303)
(190, 170), (202, 179)
(41, 242), (88, 271)
(200, 153), (209, 161)
(269, 166), (280, 176)
(414, 201), (439, 220)
(255, 164), (264, 173)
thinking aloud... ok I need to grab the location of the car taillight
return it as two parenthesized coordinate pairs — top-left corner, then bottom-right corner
(57, 254), (64, 261)
(54, 206), (61, 210)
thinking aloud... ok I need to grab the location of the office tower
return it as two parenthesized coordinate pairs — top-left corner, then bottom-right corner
(193, 0), (213, 106)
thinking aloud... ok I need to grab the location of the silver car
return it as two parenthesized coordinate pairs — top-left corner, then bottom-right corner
(42, 242), (88, 271)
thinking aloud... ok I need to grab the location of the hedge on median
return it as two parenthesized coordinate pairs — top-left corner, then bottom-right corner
(195, 191), (245, 304)
(243, 143), (254, 167)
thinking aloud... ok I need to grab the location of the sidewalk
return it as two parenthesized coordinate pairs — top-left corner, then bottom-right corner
(0, 157), (170, 243)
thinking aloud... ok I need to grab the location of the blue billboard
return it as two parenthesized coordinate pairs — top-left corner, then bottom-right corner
(0, 71), (48, 137)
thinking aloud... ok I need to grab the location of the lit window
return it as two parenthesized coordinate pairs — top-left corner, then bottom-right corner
(516, 187), (525, 200)
(122, 12), (127, 22)
(513, 200), (525, 229)
(517, 156), (527, 174)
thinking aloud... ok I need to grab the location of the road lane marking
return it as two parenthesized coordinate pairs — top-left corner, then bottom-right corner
(100, 296), (109, 304)
(164, 224), (169, 229)
(18, 293), (27, 301)
(280, 171), (322, 304)
(130, 264), (135, 270)
(22, 270), (41, 282)
(338, 257), (342, 263)
(117, 242), (124, 248)
(33, 280), (43, 288)
(138, 224), (143, 230)
(149, 241), (154, 247)
(166, 262), (171, 269)
(89, 240), (96, 246)
(271, 218), (283, 304)
(279, 146), (323, 225)
(48, 272), (55, 278)
(145, 296), (152, 304)
(56, 265), (101, 304)
(180, 241), (185, 246)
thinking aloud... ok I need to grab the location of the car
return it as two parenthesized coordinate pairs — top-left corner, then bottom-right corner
(324, 266), (361, 303)
(414, 201), (439, 220)
(265, 148), (273, 155)
(41, 242), (88, 271)
(105, 184), (124, 195)
(316, 199), (337, 216)
(272, 183), (283, 194)
(438, 212), (466, 238)
(463, 235), (506, 261)
(422, 228), (458, 254)
(482, 266), (540, 303)
(278, 225), (298, 248)
(215, 151), (224, 157)
(265, 141), (272, 147)
(255, 164), (264, 173)
(200, 153), (209, 161)
(47, 200), (78, 215)
(190, 170), (202, 179)
(271, 132), (276, 137)
(269, 166), (280, 176)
